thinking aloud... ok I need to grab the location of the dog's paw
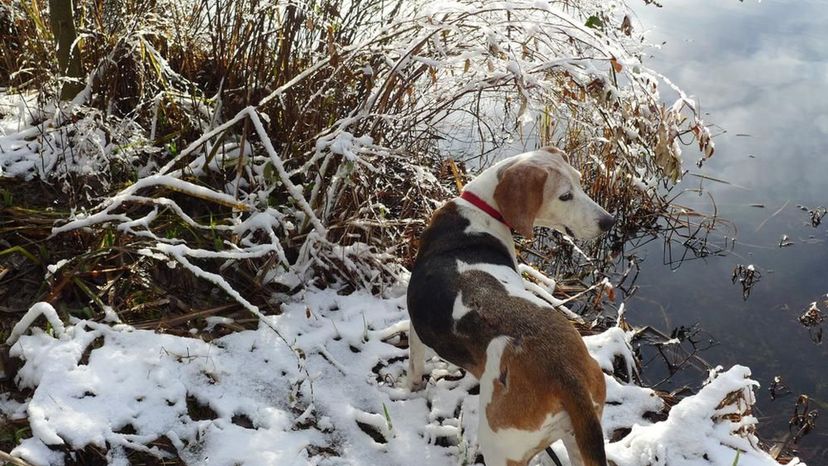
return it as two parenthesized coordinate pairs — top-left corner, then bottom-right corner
(407, 376), (427, 392)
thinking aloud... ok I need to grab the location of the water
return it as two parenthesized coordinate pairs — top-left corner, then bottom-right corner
(629, 0), (828, 461)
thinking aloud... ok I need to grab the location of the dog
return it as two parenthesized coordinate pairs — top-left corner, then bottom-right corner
(406, 147), (614, 466)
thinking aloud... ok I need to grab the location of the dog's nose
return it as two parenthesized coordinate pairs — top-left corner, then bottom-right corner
(598, 215), (616, 232)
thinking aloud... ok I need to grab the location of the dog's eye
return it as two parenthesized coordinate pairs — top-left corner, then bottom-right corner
(558, 192), (573, 201)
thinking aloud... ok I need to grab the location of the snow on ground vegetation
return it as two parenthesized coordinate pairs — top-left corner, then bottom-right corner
(3, 287), (800, 466)
(0, 1), (795, 464)
(0, 94), (145, 182)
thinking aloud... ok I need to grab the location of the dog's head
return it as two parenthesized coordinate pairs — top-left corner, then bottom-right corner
(493, 147), (615, 240)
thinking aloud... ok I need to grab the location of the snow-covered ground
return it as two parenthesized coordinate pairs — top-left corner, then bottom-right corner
(2, 286), (801, 466)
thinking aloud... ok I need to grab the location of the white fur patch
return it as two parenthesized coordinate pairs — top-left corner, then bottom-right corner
(451, 292), (472, 320)
(456, 260), (556, 310)
(459, 212), (516, 264)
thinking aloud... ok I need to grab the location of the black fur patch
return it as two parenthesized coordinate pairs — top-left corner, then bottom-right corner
(407, 202), (515, 369)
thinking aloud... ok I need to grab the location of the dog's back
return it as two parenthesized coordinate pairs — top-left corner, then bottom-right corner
(407, 200), (607, 466)
(407, 201), (515, 375)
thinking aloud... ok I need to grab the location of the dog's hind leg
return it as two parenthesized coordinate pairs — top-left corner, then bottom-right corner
(408, 323), (426, 391)
(561, 433), (583, 466)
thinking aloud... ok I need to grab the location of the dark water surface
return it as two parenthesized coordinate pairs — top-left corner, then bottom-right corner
(631, 0), (828, 461)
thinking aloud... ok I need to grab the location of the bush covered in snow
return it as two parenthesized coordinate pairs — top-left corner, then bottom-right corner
(0, 0), (794, 465)
(1, 0), (718, 293)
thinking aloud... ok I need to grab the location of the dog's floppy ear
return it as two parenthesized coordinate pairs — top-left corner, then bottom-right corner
(493, 162), (548, 238)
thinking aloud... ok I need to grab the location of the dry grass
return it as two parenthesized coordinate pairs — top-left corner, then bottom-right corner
(0, 3), (789, 464)
(0, 0), (730, 333)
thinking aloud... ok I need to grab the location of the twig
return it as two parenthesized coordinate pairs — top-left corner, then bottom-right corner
(0, 451), (34, 466)
(755, 200), (790, 233)
(133, 303), (241, 329)
(639, 326), (712, 373)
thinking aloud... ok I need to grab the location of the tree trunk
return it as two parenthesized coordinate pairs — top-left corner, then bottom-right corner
(49, 0), (84, 100)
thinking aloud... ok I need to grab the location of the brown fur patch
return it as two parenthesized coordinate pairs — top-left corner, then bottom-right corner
(493, 163), (548, 237)
(483, 327), (606, 465)
(446, 328), (486, 378)
(485, 340), (566, 432)
(429, 201), (459, 223)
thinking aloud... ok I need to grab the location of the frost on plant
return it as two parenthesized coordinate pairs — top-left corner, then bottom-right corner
(3, 0), (718, 310)
(0, 1), (763, 464)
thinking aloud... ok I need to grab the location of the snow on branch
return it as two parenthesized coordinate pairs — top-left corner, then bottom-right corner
(6, 303), (66, 346)
(4, 0), (718, 356)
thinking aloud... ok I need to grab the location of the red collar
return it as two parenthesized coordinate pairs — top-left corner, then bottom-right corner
(460, 191), (512, 228)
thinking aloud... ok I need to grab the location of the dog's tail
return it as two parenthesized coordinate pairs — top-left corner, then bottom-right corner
(561, 383), (607, 466)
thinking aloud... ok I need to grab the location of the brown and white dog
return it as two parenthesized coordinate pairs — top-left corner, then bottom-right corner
(406, 147), (614, 466)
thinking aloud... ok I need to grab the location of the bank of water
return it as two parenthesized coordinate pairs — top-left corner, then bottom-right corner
(630, 1), (828, 461)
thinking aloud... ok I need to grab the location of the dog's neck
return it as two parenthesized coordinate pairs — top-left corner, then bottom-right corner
(461, 166), (500, 211)
(456, 167), (517, 266)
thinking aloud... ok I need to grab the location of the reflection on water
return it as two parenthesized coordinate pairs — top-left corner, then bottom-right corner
(631, 0), (828, 461)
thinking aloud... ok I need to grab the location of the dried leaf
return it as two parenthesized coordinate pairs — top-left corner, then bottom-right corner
(610, 57), (623, 73)
(327, 25), (338, 67)
(621, 15), (633, 36)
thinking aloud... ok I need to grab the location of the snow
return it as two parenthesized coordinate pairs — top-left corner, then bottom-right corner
(326, 131), (374, 162)
(45, 259), (71, 279)
(6, 302), (66, 346)
(0, 394), (27, 420)
(583, 326), (636, 378)
(0, 2), (799, 464)
(204, 316), (235, 331)
(51, 174), (248, 236)
(0, 93), (143, 181)
(4, 289), (800, 466)
(608, 365), (802, 466)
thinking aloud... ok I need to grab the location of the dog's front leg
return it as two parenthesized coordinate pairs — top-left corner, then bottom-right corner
(408, 323), (426, 391)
